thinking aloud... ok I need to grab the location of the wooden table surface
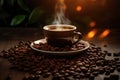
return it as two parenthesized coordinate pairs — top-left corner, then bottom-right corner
(0, 28), (120, 80)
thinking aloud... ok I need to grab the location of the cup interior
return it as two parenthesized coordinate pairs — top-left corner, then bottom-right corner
(43, 25), (76, 31)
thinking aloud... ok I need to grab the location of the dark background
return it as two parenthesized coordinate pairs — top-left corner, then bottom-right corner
(0, 0), (120, 29)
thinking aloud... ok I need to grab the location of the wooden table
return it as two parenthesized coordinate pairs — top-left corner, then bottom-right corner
(0, 28), (120, 80)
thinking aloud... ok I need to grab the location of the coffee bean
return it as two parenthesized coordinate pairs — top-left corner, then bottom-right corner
(68, 71), (75, 75)
(110, 75), (119, 80)
(64, 72), (69, 77)
(80, 66), (88, 73)
(43, 72), (51, 78)
(76, 62), (83, 67)
(99, 68), (105, 74)
(92, 71), (99, 76)
(105, 70), (110, 75)
(89, 74), (94, 80)
(117, 67), (120, 72)
(79, 73), (85, 78)
(75, 68), (81, 72)
(104, 77), (110, 80)
(116, 63), (120, 67)
(114, 58), (119, 61)
(1, 41), (120, 79)
(113, 53), (119, 57)
(107, 53), (112, 56)
(85, 72), (90, 77)
(110, 67), (115, 73)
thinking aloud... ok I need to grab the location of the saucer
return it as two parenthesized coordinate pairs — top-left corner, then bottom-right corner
(30, 38), (90, 55)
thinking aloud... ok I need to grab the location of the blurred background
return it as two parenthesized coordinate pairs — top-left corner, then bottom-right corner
(0, 0), (120, 41)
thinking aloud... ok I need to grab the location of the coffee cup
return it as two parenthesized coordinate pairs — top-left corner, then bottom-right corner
(43, 24), (82, 47)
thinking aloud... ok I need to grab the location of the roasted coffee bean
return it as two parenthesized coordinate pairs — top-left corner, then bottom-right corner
(92, 71), (99, 76)
(73, 74), (80, 79)
(73, 72), (79, 77)
(80, 66), (88, 73)
(59, 77), (65, 80)
(99, 68), (105, 74)
(113, 53), (119, 57)
(89, 74), (95, 80)
(63, 72), (69, 77)
(1, 41), (120, 79)
(43, 72), (51, 78)
(116, 63), (120, 67)
(79, 73), (85, 78)
(104, 77), (110, 80)
(59, 70), (65, 74)
(110, 75), (119, 80)
(76, 62), (83, 67)
(63, 65), (70, 68)
(85, 72), (90, 77)
(68, 71), (75, 75)
(28, 74), (37, 80)
(105, 70), (110, 75)
(117, 67), (120, 72)
(110, 67), (115, 73)
(75, 68), (81, 72)
(53, 73), (62, 80)
(114, 57), (119, 61)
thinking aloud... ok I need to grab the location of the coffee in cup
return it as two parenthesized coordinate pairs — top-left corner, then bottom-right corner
(43, 25), (82, 47)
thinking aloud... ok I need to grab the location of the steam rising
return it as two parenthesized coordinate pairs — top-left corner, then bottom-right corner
(52, 0), (71, 25)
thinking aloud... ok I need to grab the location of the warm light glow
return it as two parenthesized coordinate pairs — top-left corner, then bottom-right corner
(76, 5), (82, 12)
(91, 0), (96, 2)
(59, 0), (64, 3)
(89, 21), (96, 27)
(87, 29), (97, 38)
(99, 29), (110, 38)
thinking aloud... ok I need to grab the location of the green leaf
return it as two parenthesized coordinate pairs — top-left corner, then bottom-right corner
(28, 7), (44, 24)
(0, 0), (4, 8)
(10, 15), (26, 26)
(17, 0), (30, 12)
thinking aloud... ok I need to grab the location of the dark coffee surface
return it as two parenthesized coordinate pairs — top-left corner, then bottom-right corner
(44, 25), (74, 31)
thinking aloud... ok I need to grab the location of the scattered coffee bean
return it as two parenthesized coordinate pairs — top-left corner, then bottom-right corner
(114, 58), (119, 61)
(80, 66), (88, 73)
(117, 67), (120, 72)
(105, 70), (110, 75)
(0, 41), (120, 80)
(92, 71), (99, 76)
(89, 74), (95, 80)
(104, 77), (110, 80)
(113, 53), (119, 57)
(110, 75), (119, 80)
(42, 72), (51, 78)
(107, 53), (112, 56)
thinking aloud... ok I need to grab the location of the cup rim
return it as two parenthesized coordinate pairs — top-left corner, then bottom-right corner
(43, 24), (76, 32)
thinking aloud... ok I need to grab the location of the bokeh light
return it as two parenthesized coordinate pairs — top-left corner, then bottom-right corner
(99, 29), (110, 38)
(87, 29), (97, 38)
(89, 21), (96, 27)
(76, 5), (82, 12)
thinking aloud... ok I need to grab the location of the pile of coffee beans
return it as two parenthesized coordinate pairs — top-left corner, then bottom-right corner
(33, 42), (85, 51)
(0, 41), (120, 80)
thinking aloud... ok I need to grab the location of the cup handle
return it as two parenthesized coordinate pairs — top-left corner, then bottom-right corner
(72, 31), (82, 45)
